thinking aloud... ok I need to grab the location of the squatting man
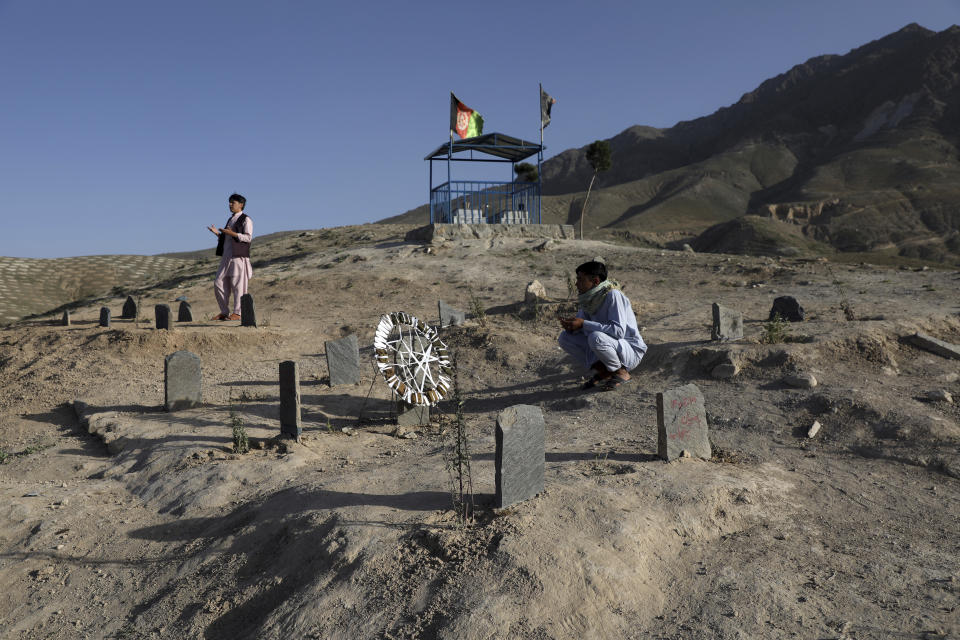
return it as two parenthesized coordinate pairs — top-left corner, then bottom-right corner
(559, 261), (647, 390)
(207, 193), (254, 321)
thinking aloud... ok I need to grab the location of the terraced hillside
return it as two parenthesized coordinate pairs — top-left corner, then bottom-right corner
(0, 255), (188, 325)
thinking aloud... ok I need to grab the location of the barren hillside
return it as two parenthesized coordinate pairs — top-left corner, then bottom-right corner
(0, 223), (958, 639)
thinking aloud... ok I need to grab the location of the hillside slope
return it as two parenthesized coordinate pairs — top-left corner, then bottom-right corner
(0, 224), (958, 638)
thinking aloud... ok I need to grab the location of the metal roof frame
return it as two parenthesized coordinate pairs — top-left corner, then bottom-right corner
(424, 132), (543, 163)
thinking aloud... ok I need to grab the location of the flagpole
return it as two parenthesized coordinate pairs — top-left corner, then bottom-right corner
(538, 82), (543, 224)
(539, 82), (543, 147)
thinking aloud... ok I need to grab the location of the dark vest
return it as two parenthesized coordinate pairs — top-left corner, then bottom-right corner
(215, 213), (251, 257)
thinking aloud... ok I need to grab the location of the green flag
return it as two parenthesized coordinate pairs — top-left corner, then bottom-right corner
(450, 93), (484, 139)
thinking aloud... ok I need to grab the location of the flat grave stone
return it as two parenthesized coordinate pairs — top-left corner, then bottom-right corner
(155, 304), (171, 330)
(61, 310), (70, 326)
(279, 360), (301, 438)
(438, 300), (465, 328)
(164, 350), (201, 411)
(326, 334), (361, 386)
(495, 404), (545, 508)
(121, 296), (137, 319)
(99, 307), (111, 328)
(657, 383), (711, 461)
(177, 301), (193, 322)
(711, 303), (743, 341)
(908, 332), (960, 360)
(240, 293), (256, 327)
(397, 401), (429, 427)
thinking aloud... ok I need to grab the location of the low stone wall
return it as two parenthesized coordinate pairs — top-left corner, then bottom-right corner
(405, 223), (576, 244)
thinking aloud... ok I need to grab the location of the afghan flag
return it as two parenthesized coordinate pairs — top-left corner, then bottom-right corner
(540, 87), (556, 129)
(450, 93), (484, 139)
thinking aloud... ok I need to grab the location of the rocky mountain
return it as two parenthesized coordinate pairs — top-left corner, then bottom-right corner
(543, 23), (960, 261)
(392, 24), (960, 263)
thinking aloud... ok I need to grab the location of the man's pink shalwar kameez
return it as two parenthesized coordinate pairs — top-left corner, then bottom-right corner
(214, 212), (253, 316)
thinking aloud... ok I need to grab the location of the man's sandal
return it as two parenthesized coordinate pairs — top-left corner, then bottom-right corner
(581, 376), (605, 390)
(601, 377), (632, 391)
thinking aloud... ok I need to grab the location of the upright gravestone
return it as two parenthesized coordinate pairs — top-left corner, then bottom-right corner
(240, 294), (256, 327)
(397, 401), (429, 427)
(438, 300), (466, 328)
(155, 304), (171, 330)
(326, 334), (361, 387)
(495, 404), (545, 508)
(121, 296), (137, 319)
(177, 301), (193, 322)
(770, 296), (804, 322)
(657, 383), (711, 462)
(164, 350), (201, 411)
(61, 310), (70, 326)
(99, 307), (111, 328)
(279, 360), (301, 438)
(711, 303), (743, 341)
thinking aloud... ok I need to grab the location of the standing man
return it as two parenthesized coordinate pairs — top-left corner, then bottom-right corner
(207, 193), (253, 321)
(558, 260), (647, 390)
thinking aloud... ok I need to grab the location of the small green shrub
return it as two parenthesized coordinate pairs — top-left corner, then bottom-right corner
(761, 313), (791, 344)
(468, 288), (487, 329)
(231, 410), (249, 454)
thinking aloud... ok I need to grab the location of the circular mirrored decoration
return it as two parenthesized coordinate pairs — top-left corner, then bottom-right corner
(373, 312), (451, 406)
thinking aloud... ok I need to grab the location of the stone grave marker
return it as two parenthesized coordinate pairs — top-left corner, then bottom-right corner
(279, 360), (301, 438)
(155, 304), (171, 330)
(326, 334), (361, 386)
(164, 350), (201, 411)
(711, 303), (743, 341)
(438, 300), (465, 328)
(240, 293), (256, 327)
(397, 401), (429, 427)
(99, 307), (111, 328)
(495, 404), (545, 508)
(177, 301), (193, 322)
(61, 310), (70, 326)
(121, 295), (137, 319)
(657, 383), (711, 461)
(908, 332), (960, 360)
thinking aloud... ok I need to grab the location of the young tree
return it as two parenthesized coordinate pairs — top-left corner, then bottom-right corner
(514, 162), (538, 183)
(580, 140), (612, 239)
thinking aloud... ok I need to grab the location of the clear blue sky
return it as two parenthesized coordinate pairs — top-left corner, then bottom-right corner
(1, 0), (957, 258)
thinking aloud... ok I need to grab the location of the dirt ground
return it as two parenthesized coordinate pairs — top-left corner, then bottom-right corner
(0, 223), (958, 639)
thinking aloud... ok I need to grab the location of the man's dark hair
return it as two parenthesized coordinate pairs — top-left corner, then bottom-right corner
(229, 193), (246, 208)
(576, 260), (607, 282)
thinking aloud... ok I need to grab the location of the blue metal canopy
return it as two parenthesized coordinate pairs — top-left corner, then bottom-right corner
(425, 132), (545, 224)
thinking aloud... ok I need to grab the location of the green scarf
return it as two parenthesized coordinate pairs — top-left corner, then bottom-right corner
(578, 279), (620, 315)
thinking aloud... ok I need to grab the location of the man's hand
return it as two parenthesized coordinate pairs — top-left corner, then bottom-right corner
(207, 224), (220, 236)
(560, 316), (584, 332)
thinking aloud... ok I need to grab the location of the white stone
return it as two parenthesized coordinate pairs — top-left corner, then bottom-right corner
(807, 421), (821, 438)
(525, 280), (547, 303)
(784, 373), (817, 389)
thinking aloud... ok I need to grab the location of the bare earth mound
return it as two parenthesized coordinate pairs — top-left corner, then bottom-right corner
(0, 224), (958, 639)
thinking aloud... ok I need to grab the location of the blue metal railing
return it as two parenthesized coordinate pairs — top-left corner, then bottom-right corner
(429, 180), (540, 224)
